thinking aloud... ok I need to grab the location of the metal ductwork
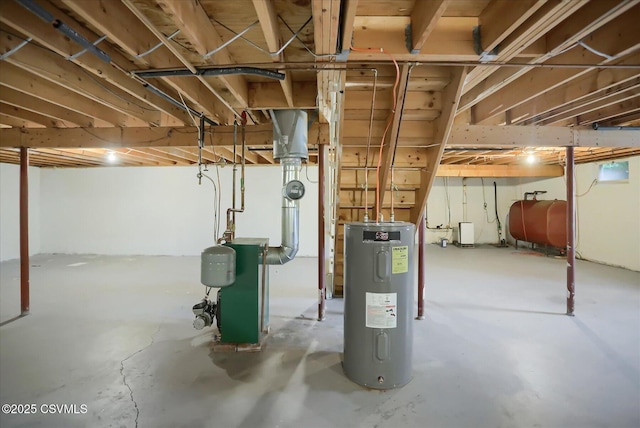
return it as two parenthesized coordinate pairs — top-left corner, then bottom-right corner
(266, 110), (308, 265)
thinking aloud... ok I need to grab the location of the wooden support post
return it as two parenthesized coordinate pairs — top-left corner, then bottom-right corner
(20, 147), (30, 315)
(566, 146), (575, 316)
(318, 144), (326, 321)
(416, 214), (425, 320)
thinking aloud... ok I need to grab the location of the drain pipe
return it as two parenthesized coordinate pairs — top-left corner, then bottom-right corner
(266, 110), (308, 265)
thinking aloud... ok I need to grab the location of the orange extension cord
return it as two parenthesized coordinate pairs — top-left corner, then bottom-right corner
(350, 46), (400, 222)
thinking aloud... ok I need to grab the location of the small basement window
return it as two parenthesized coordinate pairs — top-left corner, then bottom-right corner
(598, 160), (629, 183)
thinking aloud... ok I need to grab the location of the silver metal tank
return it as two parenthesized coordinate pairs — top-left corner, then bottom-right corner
(343, 222), (415, 389)
(201, 245), (236, 287)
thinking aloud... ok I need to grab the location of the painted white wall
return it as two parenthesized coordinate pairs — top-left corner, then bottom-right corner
(40, 165), (318, 257)
(0, 163), (40, 261)
(511, 156), (640, 271)
(425, 177), (513, 244)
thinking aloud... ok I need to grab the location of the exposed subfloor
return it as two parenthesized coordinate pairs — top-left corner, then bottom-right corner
(0, 246), (639, 428)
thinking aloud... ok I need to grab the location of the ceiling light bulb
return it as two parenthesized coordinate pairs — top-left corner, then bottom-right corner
(107, 152), (117, 162)
(527, 154), (536, 164)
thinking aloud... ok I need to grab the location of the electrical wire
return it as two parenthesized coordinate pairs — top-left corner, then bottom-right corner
(443, 177), (451, 227)
(350, 45), (400, 222)
(480, 178), (497, 224)
(576, 179), (598, 197)
(304, 161), (318, 183)
(200, 172), (219, 239)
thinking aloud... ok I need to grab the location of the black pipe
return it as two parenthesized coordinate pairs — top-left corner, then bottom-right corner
(494, 181), (503, 245)
(134, 67), (286, 81)
(17, 0), (111, 63)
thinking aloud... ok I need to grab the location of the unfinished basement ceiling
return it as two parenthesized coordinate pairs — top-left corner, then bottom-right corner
(0, 0), (638, 167)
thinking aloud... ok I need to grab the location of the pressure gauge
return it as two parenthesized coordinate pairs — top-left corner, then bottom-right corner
(284, 180), (305, 200)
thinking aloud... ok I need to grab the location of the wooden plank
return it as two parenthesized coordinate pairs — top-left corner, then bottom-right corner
(412, 67), (467, 224)
(0, 33), (151, 126)
(478, 0), (548, 53)
(0, 87), (94, 128)
(464, 0), (588, 93)
(0, 103), (75, 128)
(0, 113), (44, 129)
(252, 0), (295, 107)
(513, 67), (640, 125)
(350, 16), (478, 61)
(120, 0), (235, 124)
(447, 125), (640, 147)
(340, 0), (359, 53)
(3, 0), (190, 125)
(459, 0), (639, 110)
(248, 82), (317, 109)
(158, 0), (249, 108)
(410, 0), (451, 52)
(0, 62), (129, 127)
(377, 63), (411, 215)
(0, 123), (330, 148)
(437, 164), (564, 177)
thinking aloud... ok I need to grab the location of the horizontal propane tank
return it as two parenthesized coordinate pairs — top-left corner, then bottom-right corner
(201, 245), (236, 287)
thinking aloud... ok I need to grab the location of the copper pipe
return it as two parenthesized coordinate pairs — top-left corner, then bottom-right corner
(416, 215), (425, 320)
(566, 147), (576, 316)
(20, 147), (29, 315)
(318, 144), (326, 321)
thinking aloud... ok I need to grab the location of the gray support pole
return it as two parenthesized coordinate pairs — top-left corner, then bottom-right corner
(318, 144), (326, 321)
(20, 147), (30, 316)
(416, 215), (425, 320)
(566, 146), (575, 316)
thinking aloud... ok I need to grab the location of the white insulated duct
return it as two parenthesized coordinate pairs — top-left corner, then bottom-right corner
(266, 110), (308, 265)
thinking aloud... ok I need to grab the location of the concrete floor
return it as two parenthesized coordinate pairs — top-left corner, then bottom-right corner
(0, 246), (638, 428)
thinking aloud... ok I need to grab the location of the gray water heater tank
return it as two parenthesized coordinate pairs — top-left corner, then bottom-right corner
(343, 222), (415, 389)
(201, 245), (236, 288)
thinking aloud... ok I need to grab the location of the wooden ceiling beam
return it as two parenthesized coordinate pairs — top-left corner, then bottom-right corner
(156, 0), (251, 111)
(412, 67), (467, 224)
(464, 0), (589, 92)
(514, 66), (640, 125)
(447, 125), (640, 148)
(477, 0), (548, 54)
(376, 63), (411, 216)
(437, 164), (564, 177)
(575, 97), (640, 126)
(0, 36), (148, 126)
(0, 103), (75, 128)
(120, 0), (236, 124)
(459, 0), (640, 110)
(0, 123), (330, 149)
(0, 62), (129, 127)
(252, 0), (294, 107)
(1, 0), (191, 125)
(409, 0), (451, 53)
(0, 113), (44, 129)
(248, 81), (317, 109)
(63, 0), (231, 124)
(340, 0), (358, 54)
(0, 87), (94, 128)
(532, 79), (640, 126)
(350, 16), (478, 61)
(472, 9), (640, 124)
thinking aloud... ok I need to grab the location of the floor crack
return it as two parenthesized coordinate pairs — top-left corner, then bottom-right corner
(119, 325), (161, 428)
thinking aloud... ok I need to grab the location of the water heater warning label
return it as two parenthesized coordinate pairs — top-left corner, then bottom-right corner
(392, 246), (408, 274)
(366, 292), (397, 328)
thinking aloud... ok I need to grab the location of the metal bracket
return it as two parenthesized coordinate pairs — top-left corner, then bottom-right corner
(404, 24), (420, 54)
(67, 34), (108, 61)
(0, 37), (32, 60)
(473, 26), (499, 62)
(335, 49), (350, 62)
